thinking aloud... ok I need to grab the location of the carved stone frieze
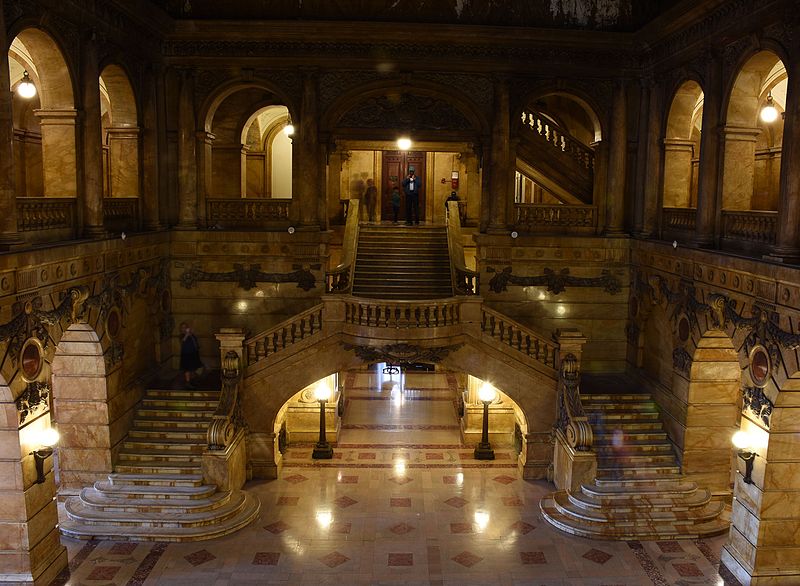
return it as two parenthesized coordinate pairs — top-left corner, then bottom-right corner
(742, 386), (774, 428)
(487, 266), (622, 295)
(15, 381), (50, 425)
(179, 263), (318, 291)
(342, 342), (464, 365)
(672, 347), (692, 375)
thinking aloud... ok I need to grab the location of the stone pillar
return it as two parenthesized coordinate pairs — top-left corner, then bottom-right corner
(720, 126), (760, 210)
(694, 52), (722, 247)
(295, 71), (320, 230)
(0, 5), (22, 248)
(631, 82), (651, 237)
(36, 110), (79, 198)
(768, 60), (800, 262)
(487, 77), (511, 233)
(605, 80), (627, 235)
(662, 139), (695, 207)
(81, 38), (105, 237)
(141, 65), (162, 230)
(106, 127), (141, 197)
(196, 131), (215, 228)
(638, 84), (663, 238)
(591, 140), (608, 233)
(156, 67), (172, 226)
(176, 70), (197, 229)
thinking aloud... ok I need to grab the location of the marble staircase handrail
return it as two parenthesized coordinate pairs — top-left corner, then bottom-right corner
(446, 200), (479, 295)
(480, 306), (558, 372)
(207, 350), (244, 450)
(244, 304), (325, 367)
(326, 199), (360, 293)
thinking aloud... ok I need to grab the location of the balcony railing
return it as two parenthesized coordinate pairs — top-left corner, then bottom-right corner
(514, 204), (597, 233)
(343, 297), (462, 329)
(721, 210), (777, 246)
(206, 198), (291, 229)
(662, 207), (696, 233)
(17, 197), (76, 234)
(103, 197), (140, 232)
(519, 111), (595, 171)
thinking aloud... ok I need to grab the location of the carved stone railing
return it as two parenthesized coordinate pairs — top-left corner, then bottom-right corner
(16, 197), (76, 232)
(555, 353), (593, 451)
(721, 210), (777, 245)
(480, 306), (557, 371)
(446, 200), (479, 295)
(207, 350), (244, 450)
(104, 197), (140, 231)
(520, 110), (595, 171)
(244, 304), (324, 367)
(514, 204), (597, 232)
(206, 198), (291, 229)
(662, 207), (696, 232)
(344, 297), (462, 328)
(326, 199), (360, 293)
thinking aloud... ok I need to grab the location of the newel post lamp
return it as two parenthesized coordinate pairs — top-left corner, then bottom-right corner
(732, 430), (758, 485)
(474, 383), (496, 460)
(31, 427), (59, 484)
(312, 381), (334, 459)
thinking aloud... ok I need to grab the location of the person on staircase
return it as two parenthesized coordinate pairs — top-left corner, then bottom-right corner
(402, 167), (420, 225)
(179, 322), (204, 389)
(363, 178), (378, 223)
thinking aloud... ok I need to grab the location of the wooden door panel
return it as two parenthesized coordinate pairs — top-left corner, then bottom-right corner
(381, 151), (425, 222)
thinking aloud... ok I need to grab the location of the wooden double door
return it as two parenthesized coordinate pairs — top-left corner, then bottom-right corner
(381, 151), (425, 222)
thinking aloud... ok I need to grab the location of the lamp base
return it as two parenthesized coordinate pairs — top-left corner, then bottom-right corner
(474, 443), (495, 460)
(312, 443), (334, 459)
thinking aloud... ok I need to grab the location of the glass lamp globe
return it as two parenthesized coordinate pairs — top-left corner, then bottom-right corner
(283, 123), (295, 136)
(478, 383), (496, 403)
(397, 137), (412, 150)
(16, 71), (37, 99)
(732, 430), (750, 450)
(760, 104), (779, 123)
(314, 381), (331, 402)
(40, 427), (59, 447)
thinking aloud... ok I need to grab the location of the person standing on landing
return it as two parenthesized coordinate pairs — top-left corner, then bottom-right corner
(179, 322), (203, 389)
(363, 178), (378, 223)
(402, 168), (420, 225)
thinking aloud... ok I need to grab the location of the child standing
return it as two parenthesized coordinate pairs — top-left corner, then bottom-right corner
(391, 187), (401, 224)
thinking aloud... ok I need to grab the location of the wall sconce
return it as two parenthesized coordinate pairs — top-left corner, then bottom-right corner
(760, 92), (779, 123)
(283, 114), (295, 136)
(31, 427), (59, 484)
(16, 70), (37, 99)
(732, 430), (758, 485)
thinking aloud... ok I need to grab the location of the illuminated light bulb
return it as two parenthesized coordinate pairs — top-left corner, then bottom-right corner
(397, 137), (412, 150)
(40, 428), (59, 447)
(732, 430), (750, 450)
(478, 383), (496, 403)
(283, 123), (295, 135)
(314, 381), (330, 402)
(760, 93), (779, 123)
(16, 71), (36, 99)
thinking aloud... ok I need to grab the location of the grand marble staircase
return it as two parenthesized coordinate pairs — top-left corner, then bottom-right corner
(61, 387), (260, 541)
(540, 392), (729, 539)
(352, 225), (452, 299)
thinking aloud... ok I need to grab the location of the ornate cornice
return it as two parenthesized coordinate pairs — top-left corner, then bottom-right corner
(342, 342), (464, 365)
(179, 263), (318, 291)
(487, 266), (622, 295)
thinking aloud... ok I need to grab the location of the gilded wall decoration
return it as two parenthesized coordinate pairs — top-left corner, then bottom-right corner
(342, 342), (464, 365)
(487, 266), (622, 295)
(15, 381), (51, 425)
(179, 263), (318, 291)
(742, 386), (774, 428)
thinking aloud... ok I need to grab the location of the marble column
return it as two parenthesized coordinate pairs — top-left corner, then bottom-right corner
(662, 139), (695, 207)
(196, 131), (215, 228)
(487, 77), (511, 233)
(694, 52), (722, 247)
(176, 70), (197, 229)
(294, 71), (320, 230)
(36, 109), (79, 197)
(720, 126), (760, 210)
(141, 65), (162, 230)
(106, 127), (141, 198)
(768, 60), (800, 261)
(605, 80), (627, 235)
(0, 5), (22, 248)
(81, 38), (105, 237)
(639, 84), (663, 238)
(631, 82), (651, 237)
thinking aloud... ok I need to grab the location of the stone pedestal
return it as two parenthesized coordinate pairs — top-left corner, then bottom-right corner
(461, 401), (514, 447)
(553, 429), (597, 492)
(202, 429), (247, 492)
(248, 430), (278, 479)
(285, 395), (340, 444)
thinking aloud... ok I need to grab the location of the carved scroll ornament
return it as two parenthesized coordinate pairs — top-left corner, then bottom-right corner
(342, 342), (463, 365)
(487, 266), (621, 295)
(180, 263), (318, 292)
(207, 351), (244, 450)
(555, 354), (592, 451)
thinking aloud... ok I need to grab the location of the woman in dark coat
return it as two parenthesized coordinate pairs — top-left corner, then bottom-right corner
(180, 322), (203, 388)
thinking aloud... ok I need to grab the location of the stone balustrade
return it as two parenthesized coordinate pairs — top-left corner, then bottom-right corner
(206, 198), (291, 229)
(514, 203), (597, 232)
(17, 197), (76, 232)
(343, 297), (461, 328)
(244, 304), (324, 367)
(481, 306), (558, 371)
(662, 206), (697, 232)
(721, 209), (777, 245)
(103, 196), (140, 232)
(520, 111), (595, 170)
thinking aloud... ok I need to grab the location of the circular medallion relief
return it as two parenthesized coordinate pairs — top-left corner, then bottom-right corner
(749, 345), (771, 387)
(677, 316), (691, 343)
(106, 307), (122, 340)
(20, 338), (44, 382)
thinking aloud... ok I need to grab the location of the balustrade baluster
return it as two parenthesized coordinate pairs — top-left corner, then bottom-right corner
(515, 331), (522, 350)
(490, 315), (496, 336)
(481, 312), (487, 331)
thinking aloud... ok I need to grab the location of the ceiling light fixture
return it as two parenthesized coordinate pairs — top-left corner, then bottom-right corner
(760, 92), (779, 123)
(16, 70), (36, 99)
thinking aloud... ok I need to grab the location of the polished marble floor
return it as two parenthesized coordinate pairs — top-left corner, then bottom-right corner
(53, 370), (737, 586)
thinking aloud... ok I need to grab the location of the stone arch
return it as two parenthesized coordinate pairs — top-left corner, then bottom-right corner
(99, 64), (140, 198)
(200, 79), (298, 135)
(321, 79), (490, 139)
(721, 49), (787, 211)
(239, 105), (293, 199)
(242, 334), (555, 479)
(663, 79), (704, 208)
(51, 323), (112, 491)
(518, 86), (604, 143)
(9, 27), (78, 197)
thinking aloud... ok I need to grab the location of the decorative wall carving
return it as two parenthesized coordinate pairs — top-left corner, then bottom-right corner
(15, 382), (50, 425)
(179, 263), (318, 291)
(555, 353), (592, 451)
(342, 342), (464, 365)
(487, 266), (621, 295)
(338, 94), (473, 131)
(742, 386), (774, 428)
(672, 347), (692, 375)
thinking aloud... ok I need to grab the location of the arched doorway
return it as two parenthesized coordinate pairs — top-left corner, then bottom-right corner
(663, 80), (704, 209)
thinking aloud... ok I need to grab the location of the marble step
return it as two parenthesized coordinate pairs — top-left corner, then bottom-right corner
(540, 498), (730, 540)
(60, 491), (261, 542)
(552, 491), (724, 525)
(122, 438), (207, 452)
(115, 461), (202, 475)
(79, 487), (232, 514)
(594, 442), (673, 455)
(145, 389), (220, 400)
(594, 431), (667, 442)
(141, 398), (219, 410)
(95, 480), (217, 500)
(117, 449), (203, 464)
(596, 464), (681, 479)
(129, 429), (207, 441)
(597, 454), (677, 466)
(589, 411), (661, 421)
(134, 418), (210, 430)
(108, 473), (205, 488)
(135, 407), (214, 420)
(569, 487), (712, 511)
(582, 478), (696, 496)
(592, 421), (664, 432)
(582, 398), (656, 409)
